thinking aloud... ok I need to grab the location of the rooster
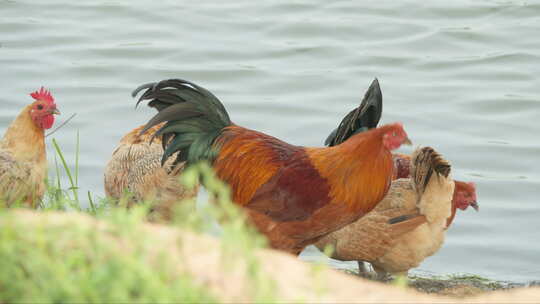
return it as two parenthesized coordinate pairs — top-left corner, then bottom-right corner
(315, 79), (478, 276)
(0, 87), (60, 207)
(104, 123), (198, 220)
(132, 78), (411, 254)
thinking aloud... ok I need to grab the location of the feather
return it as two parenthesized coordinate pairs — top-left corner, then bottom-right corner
(134, 78), (232, 166)
(388, 213), (418, 225)
(139, 103), (204, 136)
(325, 78), (382, 146)
(411, 147), (451, 198)
(132, 82), (156, 98)
(148, 100), (170, 112)
(161, 133), (202, 165)
(388, 214), (427, 238)
(134, 78), (230, 124)
(187, 132), (222, 164)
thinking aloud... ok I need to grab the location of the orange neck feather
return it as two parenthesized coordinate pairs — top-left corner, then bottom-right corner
(307, 128), (394, 214)
(1, 104), (46, 163)
(213, 126), (291, 205)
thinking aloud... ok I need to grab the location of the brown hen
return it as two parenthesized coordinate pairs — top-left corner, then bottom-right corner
(0, 87), (59, 207)
(315, 147), (458, 277)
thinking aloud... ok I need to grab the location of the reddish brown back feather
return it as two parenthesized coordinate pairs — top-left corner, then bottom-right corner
(213, 126), (297, 206)
(247, 149), (331, 222)
(212, 124), (397, 254)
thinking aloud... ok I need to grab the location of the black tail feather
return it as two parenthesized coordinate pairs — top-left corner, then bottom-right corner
(139, 103), (204, 136)
(133, 78), (231, 166)
(325, 78), (383, 146)
(132, 82), (155, 99)
(388, 213), (419, 224)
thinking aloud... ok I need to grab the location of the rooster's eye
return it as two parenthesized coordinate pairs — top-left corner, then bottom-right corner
(37, 105), (44, 110)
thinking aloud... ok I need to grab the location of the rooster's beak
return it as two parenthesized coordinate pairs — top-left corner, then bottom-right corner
(470, 201), (479, 211)
(51, 108), (61, 115)
(403, 137), (412, 146)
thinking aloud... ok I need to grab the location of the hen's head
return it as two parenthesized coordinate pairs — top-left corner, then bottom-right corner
(381, 122), (412, 150)
(29, 87), (60, 130)
(453, 181), (479, 211)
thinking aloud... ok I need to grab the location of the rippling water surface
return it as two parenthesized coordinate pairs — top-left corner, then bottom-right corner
(1, 0), (539, 282)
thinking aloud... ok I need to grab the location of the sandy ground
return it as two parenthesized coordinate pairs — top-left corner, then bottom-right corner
(4, 210), (540, 303)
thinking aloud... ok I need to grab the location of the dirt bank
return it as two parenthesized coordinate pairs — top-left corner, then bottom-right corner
(2, 210), (539, 303)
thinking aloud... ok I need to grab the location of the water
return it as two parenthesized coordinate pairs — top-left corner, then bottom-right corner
(1, 0), (539, 283)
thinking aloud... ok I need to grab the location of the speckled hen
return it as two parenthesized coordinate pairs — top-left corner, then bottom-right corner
(104, 123), (198, 220)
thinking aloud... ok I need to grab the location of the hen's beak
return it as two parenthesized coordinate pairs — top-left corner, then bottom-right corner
(51, 108), (61, 115)
(471, 201), (479, 211)
(403, 137), (412, 146)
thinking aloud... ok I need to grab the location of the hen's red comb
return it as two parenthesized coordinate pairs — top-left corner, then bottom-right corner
(30, 87), (55, 105)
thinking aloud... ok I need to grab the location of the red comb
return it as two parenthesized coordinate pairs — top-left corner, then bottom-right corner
(30, 87), (55, 105)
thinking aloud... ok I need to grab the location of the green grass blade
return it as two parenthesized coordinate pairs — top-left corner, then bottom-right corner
(54, 152), (61, 190)
(87, 191), (96, 214)
(75, 130), (80, 186)
(52, 138), (79, 203)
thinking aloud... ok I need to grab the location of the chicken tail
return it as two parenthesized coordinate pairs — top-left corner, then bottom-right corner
(410, 147), (451, 198)
(132, 79), (232, 166)
(324, 78), (382, 146)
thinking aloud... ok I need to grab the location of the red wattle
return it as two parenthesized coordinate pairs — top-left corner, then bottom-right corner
(40, 114), (55, 129)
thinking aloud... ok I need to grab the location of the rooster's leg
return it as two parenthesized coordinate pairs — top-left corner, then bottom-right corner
(357, 261), (369, 276)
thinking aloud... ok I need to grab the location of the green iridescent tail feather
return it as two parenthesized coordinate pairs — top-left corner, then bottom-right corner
(324, 78), (383, 146)
(133, 79), (231, 166)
